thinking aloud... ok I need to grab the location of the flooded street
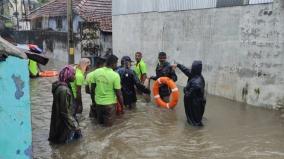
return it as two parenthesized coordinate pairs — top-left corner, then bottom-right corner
(31, 60), (284, 159)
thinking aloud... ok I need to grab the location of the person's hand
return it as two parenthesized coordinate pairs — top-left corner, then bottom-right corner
(74, 128), (82, 139)
(172, 64), (177, 70)
(75, 127), (81, 132)
(149, 76), (156, 80)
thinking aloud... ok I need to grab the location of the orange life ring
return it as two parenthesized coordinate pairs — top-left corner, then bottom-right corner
(39, 70), (58, 77)
(152, 77), (179, 109)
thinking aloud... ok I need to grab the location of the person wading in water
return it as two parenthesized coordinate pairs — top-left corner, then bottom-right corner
(49, 66), (82, 144)
(172, 61), (206, 126)
(86, 56), (106, 118)
(70, 58), (90, 116)
(150, 52), (177, 102)
(134, 52), (148, 83)
(117, 56), (150, 109)
(92, 54), (124, 126)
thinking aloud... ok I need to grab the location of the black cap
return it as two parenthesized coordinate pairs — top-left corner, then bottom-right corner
(158, 52), (167, 57)
(121, 56), (133, 62)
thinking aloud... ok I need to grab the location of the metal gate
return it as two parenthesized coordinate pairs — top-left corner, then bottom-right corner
(79, 22), (101, 58)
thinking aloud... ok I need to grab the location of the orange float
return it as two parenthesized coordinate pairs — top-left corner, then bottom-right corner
(152, 77), (179, 109)
(39, 70), (58, 77)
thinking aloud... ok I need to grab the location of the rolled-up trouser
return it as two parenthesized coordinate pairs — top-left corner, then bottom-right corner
(96, 104), (115, 127)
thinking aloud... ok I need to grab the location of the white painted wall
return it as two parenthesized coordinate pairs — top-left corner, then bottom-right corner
(113, 2), (284, 108)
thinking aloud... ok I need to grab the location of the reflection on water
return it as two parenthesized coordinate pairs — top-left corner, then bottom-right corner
(31, 60), (284, 159)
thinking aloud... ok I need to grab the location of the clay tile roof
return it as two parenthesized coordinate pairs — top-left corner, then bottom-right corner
(76, 0), (112, 32)
(28, 0), (81, 19)
(28, 0), (112, 32)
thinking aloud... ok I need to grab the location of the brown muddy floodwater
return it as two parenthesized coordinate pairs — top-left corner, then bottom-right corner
(31, 60), (284, 159)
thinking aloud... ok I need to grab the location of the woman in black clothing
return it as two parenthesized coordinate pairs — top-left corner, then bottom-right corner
(173, 61), (206, 126)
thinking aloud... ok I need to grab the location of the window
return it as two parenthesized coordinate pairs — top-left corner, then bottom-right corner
(217, 0), (244, 7)
(56, 17), (62, 29)
(35, 19), (42, 29)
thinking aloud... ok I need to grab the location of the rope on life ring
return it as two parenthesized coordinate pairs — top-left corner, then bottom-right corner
(152, 77), (179, 109)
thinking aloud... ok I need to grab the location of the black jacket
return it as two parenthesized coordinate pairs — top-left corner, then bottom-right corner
(49, 81), (79, 143)
(177, 61), (206, 125)
(117, 67), (150, 105)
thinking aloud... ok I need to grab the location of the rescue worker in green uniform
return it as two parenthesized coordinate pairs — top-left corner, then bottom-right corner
(70, 58), (91, 115)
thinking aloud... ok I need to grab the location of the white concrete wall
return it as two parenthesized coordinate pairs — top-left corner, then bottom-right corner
(43, 15), (83, 33)
(113, 2), (284, 108)
(43, 40), (82, 64)
(19, 21), (30, 30)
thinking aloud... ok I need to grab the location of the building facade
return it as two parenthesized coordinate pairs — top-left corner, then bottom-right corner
(26, 0), (112, 63)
